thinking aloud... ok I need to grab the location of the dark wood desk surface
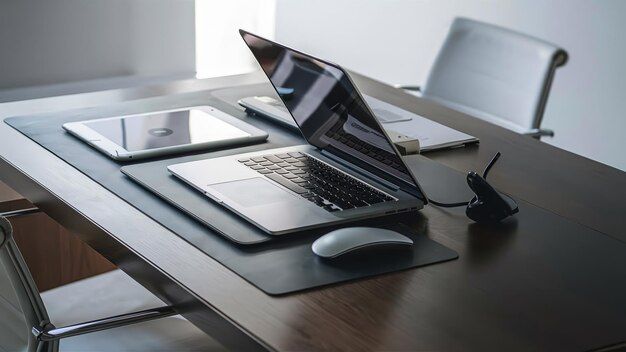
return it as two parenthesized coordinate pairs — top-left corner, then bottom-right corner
(1, 72), (625, 352)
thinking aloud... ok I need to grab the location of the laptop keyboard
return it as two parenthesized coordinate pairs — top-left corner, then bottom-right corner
(238, 152), (395, 212)
(324, 122), (407, 172)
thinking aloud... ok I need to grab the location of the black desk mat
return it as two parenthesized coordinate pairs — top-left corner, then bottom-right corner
(5, 85), (459, 295)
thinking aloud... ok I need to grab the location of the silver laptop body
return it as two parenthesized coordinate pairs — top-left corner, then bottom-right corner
(167, 30), (429, 235)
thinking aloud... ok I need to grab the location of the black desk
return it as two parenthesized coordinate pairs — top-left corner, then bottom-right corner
(1, 71), (625, 351)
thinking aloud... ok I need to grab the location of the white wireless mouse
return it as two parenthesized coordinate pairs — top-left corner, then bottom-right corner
(311, 227), (414, 259)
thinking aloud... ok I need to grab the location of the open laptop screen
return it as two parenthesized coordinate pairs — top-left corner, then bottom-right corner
(241, 30), (423, 197)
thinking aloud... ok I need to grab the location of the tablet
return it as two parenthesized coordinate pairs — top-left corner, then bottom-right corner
(63, 106), (268, 161)
(239, 96), (300, 131)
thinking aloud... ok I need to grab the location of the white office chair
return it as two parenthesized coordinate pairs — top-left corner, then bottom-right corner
(0, 213), (226, 352)
(399, 17), (568, 138)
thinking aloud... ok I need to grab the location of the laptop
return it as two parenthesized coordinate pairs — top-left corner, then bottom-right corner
(167, 30), (429, 235)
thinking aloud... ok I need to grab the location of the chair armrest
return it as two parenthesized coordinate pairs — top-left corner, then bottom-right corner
(523, 128), (554, 138)
(394, 84), (421, 92)
(33, 306), (177, 342)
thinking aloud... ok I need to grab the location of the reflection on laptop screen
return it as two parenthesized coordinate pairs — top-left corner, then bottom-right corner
(241, 31), (420, 190)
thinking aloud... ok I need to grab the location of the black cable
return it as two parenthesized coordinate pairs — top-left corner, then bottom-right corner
(427, 199), (468, 208)
(427, 152), (501, 208)
(482, 152), (501, 179)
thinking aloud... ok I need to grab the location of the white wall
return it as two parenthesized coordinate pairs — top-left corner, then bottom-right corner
(274, 0), (626, 171)
(0, 0), (195, 90)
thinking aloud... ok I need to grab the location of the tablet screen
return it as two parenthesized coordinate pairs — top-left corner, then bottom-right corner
(84, 109), (251, 152)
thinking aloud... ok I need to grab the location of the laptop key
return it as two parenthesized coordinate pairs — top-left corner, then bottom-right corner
(238, 158), (250, 163)
(324, 205), (339, 212)
(265, 155), (282, 163)
(276, 153), (291, 159)
(333, 198), (354, 210)
(251, 157), (266, 162)
(258, 170), (273, 174)
(349, 199), (369, 207)
(365, 196), (384, 205)
(266, 173), (308, 194)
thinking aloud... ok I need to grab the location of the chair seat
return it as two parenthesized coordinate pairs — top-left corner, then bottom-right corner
(41, 269), (226, 352)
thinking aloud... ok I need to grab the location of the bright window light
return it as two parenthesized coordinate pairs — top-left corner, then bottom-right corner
(195, 0), (276, 78)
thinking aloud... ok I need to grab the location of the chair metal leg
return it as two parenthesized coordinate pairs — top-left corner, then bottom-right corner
(1, 207), (41, 218)
(33, 306), (177, 342)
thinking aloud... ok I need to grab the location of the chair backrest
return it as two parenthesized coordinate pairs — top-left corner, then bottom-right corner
(0, 217), (52, 352)
(421, 17), (568, 133)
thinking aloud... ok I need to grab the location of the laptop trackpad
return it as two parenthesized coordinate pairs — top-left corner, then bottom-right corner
(210, 177), (297, 208)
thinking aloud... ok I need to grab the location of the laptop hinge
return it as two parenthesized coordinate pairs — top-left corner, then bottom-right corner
(320, 149), (401, 192)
